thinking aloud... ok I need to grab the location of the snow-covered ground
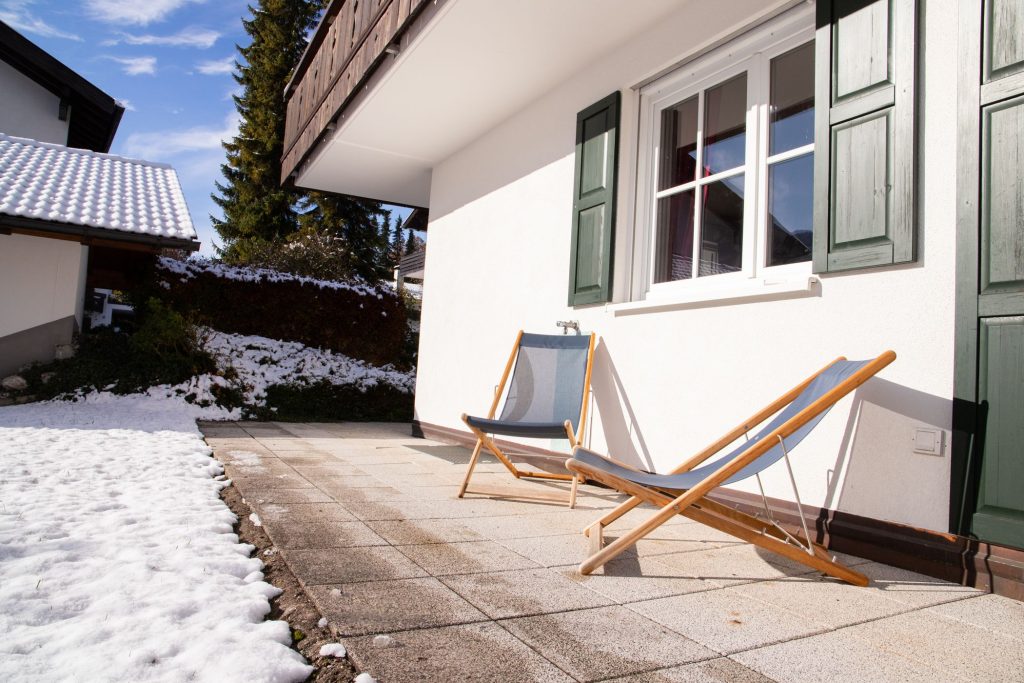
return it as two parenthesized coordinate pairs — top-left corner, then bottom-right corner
(0, 395), (312, 683)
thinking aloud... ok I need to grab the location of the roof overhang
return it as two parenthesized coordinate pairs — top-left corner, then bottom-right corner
(293, 0), (685, 207)
(0, 215), (200, 252)
(0, 21), (124, 152)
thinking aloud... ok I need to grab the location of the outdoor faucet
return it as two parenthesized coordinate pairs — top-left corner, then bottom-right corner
(556, 320), (580, 335)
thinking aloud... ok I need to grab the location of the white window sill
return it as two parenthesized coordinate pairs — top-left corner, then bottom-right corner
(610, 276), (820, 316)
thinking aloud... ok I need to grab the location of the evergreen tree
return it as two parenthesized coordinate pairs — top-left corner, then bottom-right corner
(211, 0), (319, 262)
(404, 228), (419, 254)
(298, 192), (390, 281)
(389, 221), (405, 266)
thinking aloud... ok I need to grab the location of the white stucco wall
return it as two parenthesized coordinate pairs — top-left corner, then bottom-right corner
(415, 1), (958, 532)
(0, 233), (88, 338)
(0, 60), (69, 145)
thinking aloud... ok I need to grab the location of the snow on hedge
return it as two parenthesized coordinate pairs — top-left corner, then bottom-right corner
(205, 329), (414, 401)
(0, 395), (312, 683)
(157, 256), (390, 298)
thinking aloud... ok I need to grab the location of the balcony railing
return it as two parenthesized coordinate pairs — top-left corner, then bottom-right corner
(281, 0), (432, 184)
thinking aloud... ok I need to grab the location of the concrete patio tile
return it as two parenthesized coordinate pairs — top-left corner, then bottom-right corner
(366, 518), (485, 545)
(346, 622), (573, 682)
(460, 513), (590, 540)
(651, 544), (809, 586)
(397, 540), (541, 576)
(731, 574), (915, 629)
(263, 520), (388, 550)
(403, 484), (465, 500)
(284, 547), (427, 585)
(343, 498), (518, 521)
(501, 605), (717, 681)
(256, 501), (356, 522)
(629, 586), (828, 654)
(845, 608), (1024, 682)
(559, 554), (721, 604)
(731, 629), (950, 683)
(223, 460), (296, 477)
(229, 473), (313, 490)
(333, 486), (409, 502)
(291, 464), (367, 478)
(210, 442), (275, 458)
(313, 474), (386, 490)
(854, 562), (981, 608)
(252, 438), (318, 451)
(603, 657), (774, 682)
(496, 533), (596, 567)
(355, 461), (432, 476)
(307, 577), (488, 636)
(379, 472), (469, 488)
(242, 487), (334, 504)
(440, 567), (614, 619)
(270, 453), (337, 466)
(926, 593), (1024, 641)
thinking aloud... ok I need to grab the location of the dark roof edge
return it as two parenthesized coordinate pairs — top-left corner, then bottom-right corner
(0, 20), (123, 152)
(0, 215), (201, 252)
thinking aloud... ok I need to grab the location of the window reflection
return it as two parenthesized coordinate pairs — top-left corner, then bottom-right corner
(767, 154), (813, 266)
(659, 96), (698, 189)
(699, 175), (745, 276)
(770, 43), (814, 155)
(703, 74), (747, 176)
(654, 190), (696, 283)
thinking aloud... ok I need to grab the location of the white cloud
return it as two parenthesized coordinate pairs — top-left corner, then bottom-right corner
(107, 56), (157, 76)
(0, 0), (81, 40)
(115, 98), (137, 112)
(85, 0), (205, 26)
(105, 27), (220, 49)
(196, 56), (235, 76)
(122, 111), (240, 161)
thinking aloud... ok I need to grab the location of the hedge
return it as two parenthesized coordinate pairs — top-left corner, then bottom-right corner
(155, 258), (408, 366)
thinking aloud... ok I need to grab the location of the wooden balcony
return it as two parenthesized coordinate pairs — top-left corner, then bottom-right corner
(281, 0), (435, 186)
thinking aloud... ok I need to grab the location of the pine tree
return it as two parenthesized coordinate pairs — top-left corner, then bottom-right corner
(404, 228), (419, 254)
(211, 0), (319, 262)
(389, 221), (405, 266)
(298, 192), (390, 281)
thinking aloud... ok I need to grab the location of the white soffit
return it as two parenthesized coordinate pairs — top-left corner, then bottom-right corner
(298, 0), (685, 206)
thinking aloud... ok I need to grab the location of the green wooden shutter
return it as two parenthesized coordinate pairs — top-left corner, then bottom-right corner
(568, 92), (619, 306)
(812, 0), (917, 273)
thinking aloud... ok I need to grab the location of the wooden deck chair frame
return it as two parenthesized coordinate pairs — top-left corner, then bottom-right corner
(458, 330), (597, 508)
(566, 351), (896, 586)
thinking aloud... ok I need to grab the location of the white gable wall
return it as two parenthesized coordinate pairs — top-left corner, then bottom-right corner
(416, 1), (957, 532)
(0, 60), (69, 145)
(0, 233), (87, 339)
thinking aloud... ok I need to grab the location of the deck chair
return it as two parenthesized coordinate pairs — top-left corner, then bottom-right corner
(458, 330), (596, 508)
(566, 351), (896, 586)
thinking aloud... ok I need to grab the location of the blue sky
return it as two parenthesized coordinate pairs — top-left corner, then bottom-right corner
(1, 0), (409, 256)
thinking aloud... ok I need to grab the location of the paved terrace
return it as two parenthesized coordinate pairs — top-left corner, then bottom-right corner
(201, 422), (1024, 683)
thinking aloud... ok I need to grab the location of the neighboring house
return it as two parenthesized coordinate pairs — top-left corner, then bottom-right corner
(0, 22), (199, 376)
(281, 1), (1024, 597)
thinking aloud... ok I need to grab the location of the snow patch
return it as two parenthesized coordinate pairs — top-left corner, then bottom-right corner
(319, 643), (347, 658)
(0, 395), (311, 682)
(249, 512), (262, 527)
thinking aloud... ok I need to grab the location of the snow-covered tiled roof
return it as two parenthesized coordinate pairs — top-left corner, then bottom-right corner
(0, 133), (197, 243)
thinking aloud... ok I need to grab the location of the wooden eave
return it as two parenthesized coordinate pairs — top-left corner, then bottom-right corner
(0, 214), (200, 253)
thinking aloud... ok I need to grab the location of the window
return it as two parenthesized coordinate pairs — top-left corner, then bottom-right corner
(634, 12), (814, 299)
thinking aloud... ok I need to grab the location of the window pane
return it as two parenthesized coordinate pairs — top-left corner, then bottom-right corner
(769, 42), (814, 155)
(703, 73), (747, 176)
(654, 190), (696, 283)
(767, 154), (813, 266)
(659, 96), (698, 189)
(698, 175), (744, 276)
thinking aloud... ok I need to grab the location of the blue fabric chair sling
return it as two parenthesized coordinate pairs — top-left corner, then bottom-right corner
(566, 351), (896, 586)
(459, 330), (596, 508)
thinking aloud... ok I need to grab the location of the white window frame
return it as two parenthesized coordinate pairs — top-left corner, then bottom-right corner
(630, 7), (815, 303)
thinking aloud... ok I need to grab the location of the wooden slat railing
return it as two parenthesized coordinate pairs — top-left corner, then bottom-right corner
(281, 0), (431, 184)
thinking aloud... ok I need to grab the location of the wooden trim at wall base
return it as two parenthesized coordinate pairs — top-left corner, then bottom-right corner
(410, 419), (1024, 600)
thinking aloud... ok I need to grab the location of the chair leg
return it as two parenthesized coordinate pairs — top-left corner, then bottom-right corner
(458, 438), (484, 498)
(568, 474), (581, 509)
